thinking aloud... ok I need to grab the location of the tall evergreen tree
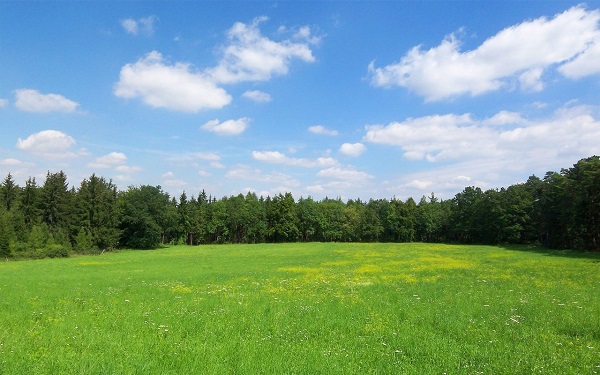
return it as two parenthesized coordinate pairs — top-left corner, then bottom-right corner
(0, 211), (12, 258)
(41, 171), (70, 230)
(177, 192), (192, 244)
(1, 173), (19, 212)
(76, 174), (121, 251)
(20, 177), (40, 228)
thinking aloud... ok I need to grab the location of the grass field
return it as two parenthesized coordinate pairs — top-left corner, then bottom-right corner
(0, 243), (599, 374)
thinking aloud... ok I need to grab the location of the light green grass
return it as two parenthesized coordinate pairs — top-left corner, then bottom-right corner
(0, 243), (599, 374)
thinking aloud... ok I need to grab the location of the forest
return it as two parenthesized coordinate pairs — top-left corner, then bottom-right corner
(0, 156), (599, 259)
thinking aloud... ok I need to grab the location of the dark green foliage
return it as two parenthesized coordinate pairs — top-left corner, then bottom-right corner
(74, 227), (95, 254)
(318, 198), (344, 242)
(1, 156), (599, 258)
(540, 156), (600, 250)
(243, 192), (267, 243)
(76, 174), (121, 250)
(28, 223), (51, 249)
(0, 212), (12, 258)
(19, 177), (40, 230)
(41, 171), (71, 229)
(1, 173), (19, 211)
(267, 192), (299, 242)
(206, 199), (229, 243)
(362, 199), (385, 241)
(119, 185), (170, 249)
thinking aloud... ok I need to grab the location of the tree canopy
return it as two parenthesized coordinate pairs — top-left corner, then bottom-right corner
(0, 156), (599, 258)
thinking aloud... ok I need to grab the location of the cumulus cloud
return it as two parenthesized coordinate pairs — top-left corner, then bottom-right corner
(252, 150), (338, 168)
(404, 180), (433, 190)
(16, 130), (77, 159)
(193, 152), (221, 161)
(121, 16), (157, 36)
(14, 89), (79, 113)
(163, 179), (188, 188)
(293, 25), (322, 45)
(365, 107), (600, 164)
(366, 105), (600, 198)
(483, 110), (526, 126)
(339, 143), (366, 157)
(115, 18), (316, 112)
(242, 90), (272, 103)
(0, 158), (32, 167)
(114, 51), (231, 112)
(167, 152), (222, 162)
(88, 152), (127, 168)
(115, 165), (142, 173)
(308, 125), (339, 136)
(201, 117), (250, 136)
(317, 166), (373, 181)
(208, 16), (317, 84)
(364, 114), (485, 161)
(0, 99), (7, 108)
(369, 5), (600, 100)
(226, 164), (300, 187)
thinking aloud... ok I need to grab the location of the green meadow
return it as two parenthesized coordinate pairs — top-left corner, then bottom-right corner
(0, 243), (599, 374)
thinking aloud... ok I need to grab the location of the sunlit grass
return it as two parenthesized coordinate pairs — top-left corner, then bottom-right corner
(0, 243), (599, 374)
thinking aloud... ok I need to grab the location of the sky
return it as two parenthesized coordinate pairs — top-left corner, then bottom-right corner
(1, 1), (600, 201)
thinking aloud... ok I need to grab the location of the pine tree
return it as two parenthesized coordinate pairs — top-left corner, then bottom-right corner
(0, 212), (12, 258)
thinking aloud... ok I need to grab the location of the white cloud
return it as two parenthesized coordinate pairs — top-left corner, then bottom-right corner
(364, 114), (487, 162)
(115, 165), (142, 173)
(518, 67), (545, 92)
(317, 167), (373, 181)
(88, 152), (127, 168)
(242, 90), (272, 103)
(369, 5), (600, 100)
(559, 28), (600, 78)
(453, 176), (472, 183)
(339, 143), (366, 157)
(167, 152), (222, 162)
(293, 26), (322, 45)
(226, 164), (300, 187)
(16, 130), (77, 159)
(404, 180), (433, 190)
(0, 158), (32, 167)
(194, 152), (221, 161)
(208, 17), (316, 84)
(0, 99), (7, 108)
(201, 118), (250, 136)
(367, 105), (600, 198)
(252, 150), (338, 168)
(121, 16), (157, 36)
(164, 179), (188, 188)
(114, 51), (231, 112)
(14, 89), (79, 113)
(121, 19), (138, 34)
(306, 184), (326, 194)
(484, 110), (526, 126)
(115, 19), (316, 112)
(308, 125), (339, 136)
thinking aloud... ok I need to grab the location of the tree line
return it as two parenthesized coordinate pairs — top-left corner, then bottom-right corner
(0, 156), (598, 259)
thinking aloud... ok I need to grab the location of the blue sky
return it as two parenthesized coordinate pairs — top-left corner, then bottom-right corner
(2, 1), (600, 201)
